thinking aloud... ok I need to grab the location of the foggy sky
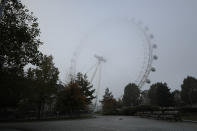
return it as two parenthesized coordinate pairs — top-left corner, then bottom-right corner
(22, 0), (197, 98)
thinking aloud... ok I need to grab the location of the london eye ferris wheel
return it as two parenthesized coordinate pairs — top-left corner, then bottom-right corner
(69, 17), (158, 104)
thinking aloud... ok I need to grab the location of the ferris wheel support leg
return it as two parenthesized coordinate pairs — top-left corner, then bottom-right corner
(94, 64), (102, 111)
(90, 63), (100, 83)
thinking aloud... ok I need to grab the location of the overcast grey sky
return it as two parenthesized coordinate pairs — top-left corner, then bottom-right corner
(22, 0), (197, 98)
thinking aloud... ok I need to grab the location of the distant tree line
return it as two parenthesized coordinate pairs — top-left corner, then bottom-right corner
(100, 76), (197, 115)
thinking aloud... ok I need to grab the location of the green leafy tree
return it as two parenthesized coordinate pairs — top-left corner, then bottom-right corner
(26, 55), (59, 118)
(0, 0), (42, 112)
(172, 90), (182, 107)
(122, 83), (140, 106)
(148, 82), (173, 107)
(115, 98), (123, 109)
(0, 0), (42, 74)
(100, 88), (116, 115)
(56, 81), (87, 115)
(76, 72), (95, 104)
(181, 76), (197, 105)
(56, 73), (94, 114)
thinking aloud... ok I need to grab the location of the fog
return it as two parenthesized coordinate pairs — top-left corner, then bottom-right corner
(22, 0), (197, 98)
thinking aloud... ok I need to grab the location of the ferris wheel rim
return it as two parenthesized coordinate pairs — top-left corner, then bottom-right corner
(69, 16), (158, 88)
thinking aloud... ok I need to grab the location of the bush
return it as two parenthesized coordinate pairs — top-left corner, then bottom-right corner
(115, 105), (161, 116)
(121, 107), (137, 116)
(135, 105), (160, 112)
(179, 107), (197, 113)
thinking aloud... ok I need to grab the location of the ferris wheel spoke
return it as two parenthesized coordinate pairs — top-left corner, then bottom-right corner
(68, 17), (158, 111)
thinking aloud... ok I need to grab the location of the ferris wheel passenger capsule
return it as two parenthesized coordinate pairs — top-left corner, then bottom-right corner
(146, 79), (151, 84)
(153, 44), (157, 49)
(151, 67), (156, 72)
(153, 55), (158, 60)
(150, 34), (154, 39)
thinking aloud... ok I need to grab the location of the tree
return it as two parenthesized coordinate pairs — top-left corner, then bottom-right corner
(0, 0), (42, 75)
(115, 98), (123, 109)
(56, 81), (87, 115)
(148, 82), (173, 107)
(76, 72), (95, 104)
(100, 88), (116, 114)
(181, 76), (197, 105)
(141, 90), (150, 105)
(0, 0), (43, 112)
(56, 73), (95, 114)
(25, 55), (59, 118)
(172, 90), (182, 107)
(122, 83), (140, 106)
(0, 73), (28, 111)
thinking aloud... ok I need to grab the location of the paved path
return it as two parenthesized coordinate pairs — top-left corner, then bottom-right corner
(0, 116), (197, 131)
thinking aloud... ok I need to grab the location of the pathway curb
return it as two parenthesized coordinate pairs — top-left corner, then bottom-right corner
(183, 120), (197, 123)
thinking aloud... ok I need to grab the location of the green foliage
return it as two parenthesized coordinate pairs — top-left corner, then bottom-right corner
(24, 55), (59, 118)
(0, 0), (42, 75)
(148, 82), (173, 107)
(171, 90), (182, 107)
(115, 98), (124, 109)
(76, 72), (95, 104)
(135, 105), (160, 112)
(100, 88), (117, 115)
(56, 73), (94, 114)
(27, 55), (59, 86)
(181, 76), (197, 105)
(121, 106), (137, 116)
(117, 105), (160, 116)
(0, 0), (43, 112)
(122, 83), (140, 106)
(56, 81), (87, 114)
